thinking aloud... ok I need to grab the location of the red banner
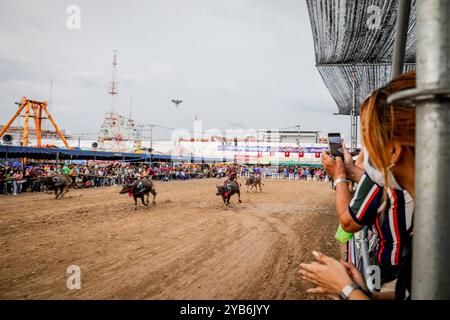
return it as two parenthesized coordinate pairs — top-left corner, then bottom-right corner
(315, 152), (321, 158)
(285, 151), (290, 157)
(298, 152), (304, 158)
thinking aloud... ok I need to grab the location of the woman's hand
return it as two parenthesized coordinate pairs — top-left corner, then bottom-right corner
(340, 260), (367, 291)
(299, 251), (353, 296)
(342, 145), (356, 173)
(321, 152), (346, 180)
(342, 146), (364, 183)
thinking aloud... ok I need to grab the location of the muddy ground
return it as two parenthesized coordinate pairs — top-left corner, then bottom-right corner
(0, 178), (340, 299)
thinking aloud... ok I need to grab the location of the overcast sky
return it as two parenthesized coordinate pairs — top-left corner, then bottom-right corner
(0, 0), (350, 141)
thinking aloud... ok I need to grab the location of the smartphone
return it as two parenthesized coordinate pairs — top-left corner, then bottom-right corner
(328, 133), (344, 158)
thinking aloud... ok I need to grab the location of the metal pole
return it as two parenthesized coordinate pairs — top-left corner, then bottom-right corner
(358, 227), (374, 293)
(172, 100), (182, 129)
(149, 125), (153, 154)
(413, 0), (450, 300)
(392, 0), (412, 78)
(354, 109), (358, 151)
(149, 125), (153, 166)
(350, 71), (357, 151)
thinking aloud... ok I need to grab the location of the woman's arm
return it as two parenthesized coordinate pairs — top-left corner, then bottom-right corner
(335, 182), (363, 233)
(321, 152), (363, 233)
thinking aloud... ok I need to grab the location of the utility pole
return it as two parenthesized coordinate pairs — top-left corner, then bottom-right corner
(149, 124), (154, 154)
(171, 99), (183, 129)
(148, 124), (154, 166)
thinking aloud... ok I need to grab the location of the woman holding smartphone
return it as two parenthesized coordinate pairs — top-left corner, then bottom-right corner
(299, 71), (416, 300)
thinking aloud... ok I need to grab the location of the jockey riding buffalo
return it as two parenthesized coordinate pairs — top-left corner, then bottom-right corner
(216, 180), (241, 205)
(40, 174), (72, 199)
(245, 175), (264, 193)
(119, 177), (157, 210)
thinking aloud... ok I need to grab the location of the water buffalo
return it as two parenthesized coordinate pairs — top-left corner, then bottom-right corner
(40, 174), (72, 199)
(216, 181), (241, 205)
(245, 175), (264, 192)
(120, 177), (157, 210)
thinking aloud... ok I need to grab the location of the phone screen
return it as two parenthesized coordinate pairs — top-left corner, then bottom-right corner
(328, 133), (344, 158)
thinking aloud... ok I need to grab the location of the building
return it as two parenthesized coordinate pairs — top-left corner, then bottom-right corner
(261, 130), (320, 144)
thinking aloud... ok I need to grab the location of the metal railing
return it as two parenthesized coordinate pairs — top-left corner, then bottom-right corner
(389, 0), (450, 299)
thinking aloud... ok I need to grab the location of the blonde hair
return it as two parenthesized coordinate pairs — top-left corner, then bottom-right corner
(360, 71), (416, 189)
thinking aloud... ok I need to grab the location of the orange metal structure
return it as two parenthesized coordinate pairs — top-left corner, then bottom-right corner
(0, 97), (70, 149)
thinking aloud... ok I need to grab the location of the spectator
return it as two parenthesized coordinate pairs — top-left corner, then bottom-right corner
(299, 71), (416, 300)
(12, 169), (23, 195)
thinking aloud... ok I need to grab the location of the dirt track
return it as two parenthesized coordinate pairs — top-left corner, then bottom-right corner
(0, 178), (340, 299)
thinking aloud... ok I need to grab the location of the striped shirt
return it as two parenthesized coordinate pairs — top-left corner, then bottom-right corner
(348, 173), (414, 266)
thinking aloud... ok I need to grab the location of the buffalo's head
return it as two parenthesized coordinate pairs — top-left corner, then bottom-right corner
(216, 185), (225, 196)
(119, 184), (132, 194)
(245, 177), (255, 185)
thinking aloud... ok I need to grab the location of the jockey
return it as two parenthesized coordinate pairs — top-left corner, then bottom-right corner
(228, 169), (237, 182)
(224, 165), (237, 184)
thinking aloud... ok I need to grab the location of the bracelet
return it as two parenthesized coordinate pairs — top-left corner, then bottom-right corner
(333, 178), (350, 187)
(339, 283), (359, 300)
(339, 283), (366, 300)
(352, 284), (373, 298)
(362, 286), (374, 298)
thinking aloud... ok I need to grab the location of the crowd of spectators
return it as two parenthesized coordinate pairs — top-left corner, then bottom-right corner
(0, 161), (327, 196)
(0, 162), (215, 195)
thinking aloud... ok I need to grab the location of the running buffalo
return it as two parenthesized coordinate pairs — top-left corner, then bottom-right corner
(245, 175), (264, 192)
(40, 174), (72, 199)
(120, 177), (157, 210)
(216, 181), (242, 205)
